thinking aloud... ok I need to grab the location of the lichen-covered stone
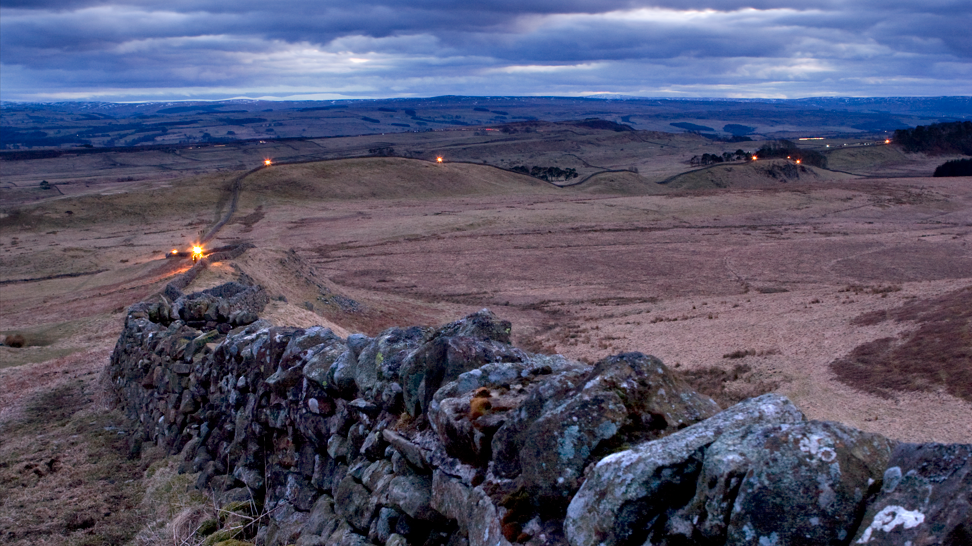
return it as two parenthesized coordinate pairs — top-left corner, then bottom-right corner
(499, 352), (721, 512)
(355, 326), (431, 396)
(853, 443), (972, 545)
(724, 421), (894, 546)
(564, 394), (805, 546)
(376, 474), (435, 520)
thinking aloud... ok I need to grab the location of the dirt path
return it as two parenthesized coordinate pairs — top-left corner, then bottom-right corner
(199, 164), (265, 244)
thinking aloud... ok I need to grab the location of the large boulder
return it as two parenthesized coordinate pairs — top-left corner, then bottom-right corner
(496, 352), (721, 510)
(564, 394), (805, 546)
(723, 421), (894, 546)
(853, 443), (972, 545)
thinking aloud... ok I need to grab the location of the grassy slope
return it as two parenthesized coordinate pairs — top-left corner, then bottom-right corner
(240, 157), (559, 205)
(663, 160), (856, 190)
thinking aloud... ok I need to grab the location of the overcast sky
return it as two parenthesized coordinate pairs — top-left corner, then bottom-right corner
(2, 1), (970, 102)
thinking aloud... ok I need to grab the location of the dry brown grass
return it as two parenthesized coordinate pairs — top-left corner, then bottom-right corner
(0, 373), (159, 545)
(678, 363), (780, 408)
(239, 156), (557, 206)
(831, 285), (972, 402)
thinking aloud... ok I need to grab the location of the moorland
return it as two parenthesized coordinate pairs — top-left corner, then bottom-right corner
(1, 98), (971, 544)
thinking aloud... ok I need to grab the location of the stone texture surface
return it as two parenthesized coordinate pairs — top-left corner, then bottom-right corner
(564, 394), (807, 546)
(724, 421), (894, 546)
(853, 443), (972, 545)
(108, 283), (972, 546)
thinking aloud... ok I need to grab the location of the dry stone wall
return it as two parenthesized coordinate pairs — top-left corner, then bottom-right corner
(109, 282), (971, 546)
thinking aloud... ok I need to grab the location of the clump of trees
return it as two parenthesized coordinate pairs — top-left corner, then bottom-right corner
(511, 165), (579, 181)
(690, 149), (750, 166)
(690, 140), (828, 168)
(755, 140), (828, 168)
(933, 158), (972, 177)
(894, 121), (972, 155)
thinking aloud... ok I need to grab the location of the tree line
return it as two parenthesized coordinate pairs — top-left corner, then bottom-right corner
(894, 121), (972, 155)
(933, 158), (972, 177)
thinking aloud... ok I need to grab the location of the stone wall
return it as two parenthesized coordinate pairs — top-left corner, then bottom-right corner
(108, 283), (971, 546)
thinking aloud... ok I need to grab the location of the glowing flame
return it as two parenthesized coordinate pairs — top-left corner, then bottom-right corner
(264, 159), (272, 166)
(885, 139), (891, 144)
(436, 156), (443, 163)
(171, 249), (178, 255)
(752, 155), (758, 161)
(191, 245), (204, 262)
(795, 159), (801, 164)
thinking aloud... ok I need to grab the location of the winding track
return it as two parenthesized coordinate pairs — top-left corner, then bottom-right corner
(199, 164), (266, 244)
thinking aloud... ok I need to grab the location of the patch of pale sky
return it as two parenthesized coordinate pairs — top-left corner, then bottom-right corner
(551, 6), (807, 26)
(323, 33), (445, 56)
(736, 58), (835, 80)
(489, 62), (603, 74)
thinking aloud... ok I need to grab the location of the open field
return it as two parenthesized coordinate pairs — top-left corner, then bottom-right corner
(2, 124), (971, 544)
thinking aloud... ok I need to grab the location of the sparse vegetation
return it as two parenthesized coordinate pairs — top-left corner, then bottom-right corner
(838, 284), (902, 295)
(832, 286), (972, 402)
(2, 102), (972, 545)
(0, 379), (156, 545)
(679, 363), (780, 408)
(368, 146), (395, 156)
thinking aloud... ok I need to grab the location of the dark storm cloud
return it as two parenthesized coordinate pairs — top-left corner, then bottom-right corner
(1, 0), (969, 101)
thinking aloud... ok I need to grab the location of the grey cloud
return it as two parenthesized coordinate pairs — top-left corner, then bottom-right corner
(1, 0), (970, 101)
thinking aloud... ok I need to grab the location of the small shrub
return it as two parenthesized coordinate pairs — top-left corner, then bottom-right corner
(4, 333), (26, 347)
